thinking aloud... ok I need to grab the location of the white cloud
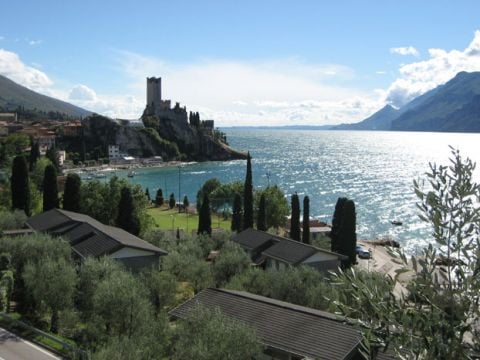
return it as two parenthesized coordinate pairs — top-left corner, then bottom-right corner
(390, 46), (419, 56)
(69, 84), (97, 101)
(385, 30), (480, 107)
(115, 52), (372, 125)
(0, 48), (53, 92)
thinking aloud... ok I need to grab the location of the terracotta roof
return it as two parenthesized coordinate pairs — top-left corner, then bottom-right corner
(26, 209), (167, 258)
(169, 288), (362, 360)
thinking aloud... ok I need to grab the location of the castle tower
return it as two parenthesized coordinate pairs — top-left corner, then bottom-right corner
(146, 77), (162, 108)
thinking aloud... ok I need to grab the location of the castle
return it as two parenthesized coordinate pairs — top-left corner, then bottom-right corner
(145, 77), (214, 131)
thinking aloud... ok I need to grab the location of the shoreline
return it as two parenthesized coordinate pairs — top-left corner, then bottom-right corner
(63, 160), (198, 175)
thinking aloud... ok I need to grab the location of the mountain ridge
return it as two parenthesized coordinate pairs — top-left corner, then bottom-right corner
(332, 71), (480, 132)
(0, 74), (91, 118)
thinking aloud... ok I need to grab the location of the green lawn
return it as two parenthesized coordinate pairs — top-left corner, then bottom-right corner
(147, 206), (231, 232)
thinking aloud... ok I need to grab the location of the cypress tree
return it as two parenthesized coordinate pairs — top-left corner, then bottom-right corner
(169, 193), (176, 209)
(302, 196), (310, 244)
(290, 192), (301, 241)
(331, 197), (348, 253)
(116, 187), (140, 236)
(11, 156), (31, 216)
(231, 193), (242, 232)
(197, 192), (212, 236)
(338, 199), (357, 268)
(155, 188), (164, 207)
(46, 146), (59, 170)
(243, 152), (253, 229)
(145, 188), (151, 202)
(43, 164), (59, 211)
(29, 139), (40, 171)
(257, 193), (267, 231)
(183, 195), (190, 212)
(63, 173), (81, 212)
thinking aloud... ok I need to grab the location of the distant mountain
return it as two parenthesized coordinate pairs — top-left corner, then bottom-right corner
(333, 105), (398, 130)
(333, 71), (480, 133)
(0, 74), (91, 118)
(391, 71), (480, 131)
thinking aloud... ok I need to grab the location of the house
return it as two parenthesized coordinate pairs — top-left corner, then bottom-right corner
(302, 219), (331, 242)
(169, 288), (364, 360)
(26, 209), (167, 270)
(233, 228), (346, 271)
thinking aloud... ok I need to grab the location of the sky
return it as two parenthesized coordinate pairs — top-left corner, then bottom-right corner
(1, 0), (480, 126)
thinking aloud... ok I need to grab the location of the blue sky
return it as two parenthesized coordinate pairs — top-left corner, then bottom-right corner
(1, 0), (480, 125)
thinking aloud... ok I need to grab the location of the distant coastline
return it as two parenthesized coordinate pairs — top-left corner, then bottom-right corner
(221, 124), (334, 130)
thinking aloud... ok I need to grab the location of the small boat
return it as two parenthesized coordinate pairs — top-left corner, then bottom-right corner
(127, 170), (136, 178)
(94, 173), (107, 179)
(391, 220), (403, 226)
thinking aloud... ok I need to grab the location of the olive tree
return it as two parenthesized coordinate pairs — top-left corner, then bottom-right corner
(333, 148), (480, 359)
(23, 257), (77, 333)
(172, 304), (262, 360)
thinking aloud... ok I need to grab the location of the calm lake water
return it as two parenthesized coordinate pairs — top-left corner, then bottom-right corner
(94, 130), (480, 252)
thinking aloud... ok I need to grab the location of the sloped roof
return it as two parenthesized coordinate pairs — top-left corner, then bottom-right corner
(169, 288), (362, 360)
(233, 229), (346, 265)
(26, 209), (166, 258)
(262, 238), (317, 265)
(233, 228), (276, 250)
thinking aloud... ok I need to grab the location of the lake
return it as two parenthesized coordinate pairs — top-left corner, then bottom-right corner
(94, 130), (480, 252)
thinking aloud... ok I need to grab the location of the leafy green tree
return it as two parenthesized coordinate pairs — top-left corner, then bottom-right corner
(76, 257), (123, 319)
(164, 252), (213, 294)
(23, 257), (77, 333)
(92, 270), (152, 338)
(337, 199), (356, 268)
(209, 181), (243, 212)
(4, 133), (29, 156)
(257, 193), (267, 231)
(330, 197), (347, 253)
(28, 139), (40, 172)
(254, 185), (289, 229)
(0, 270), (14, 313)
(10, 156), (30, 216)
(172, 304), (262, 360)
(0, 233), (72, 315)
(93, 318), (169, 360)
(290, 192), (300, 241)
(140, 269), (177, 315)
(302, 196), (310, 244)
(0, 210), (27, 231)
(80, 177), (152, 234)
(243, 152), (253, 229)
(197, 193), (212, 236)
(155, 188), (164, 207)
(116, 187), (140, 235)
(32, 157), (52, 190)
(212, 242), (251, 286)
(196, 178), (221, 212)
(63, 173), (81, 212)
(42, 164), (59, 211)
(169, 193), (176, 209)
(231, 193), (242, 232)
(333, 148), (480, 359)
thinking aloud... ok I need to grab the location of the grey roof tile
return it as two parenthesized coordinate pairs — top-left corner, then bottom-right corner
(169, 288), (362, 360)
(233, 229), (346, 265)
(26, 209), (167, 258)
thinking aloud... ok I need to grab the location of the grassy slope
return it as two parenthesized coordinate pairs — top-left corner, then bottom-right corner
(147, 206), (231, 232)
